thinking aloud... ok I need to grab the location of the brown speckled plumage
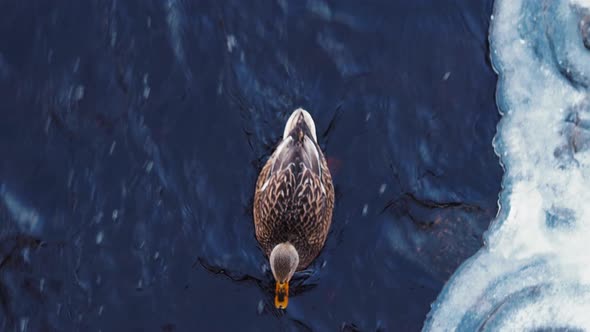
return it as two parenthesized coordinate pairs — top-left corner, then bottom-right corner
(253, 111), (334, 270)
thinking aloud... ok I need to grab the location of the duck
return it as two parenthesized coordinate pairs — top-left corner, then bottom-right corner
(253, 108), (335, 309)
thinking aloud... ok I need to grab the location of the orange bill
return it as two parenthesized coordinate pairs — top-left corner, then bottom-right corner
(274, 282), (289, 309)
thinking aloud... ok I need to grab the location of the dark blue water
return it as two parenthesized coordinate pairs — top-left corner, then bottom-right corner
(0, 1), (500, 331)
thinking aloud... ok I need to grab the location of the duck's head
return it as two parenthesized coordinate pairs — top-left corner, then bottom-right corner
(283, 108), (318, 143)
(270, 242), (299, 309)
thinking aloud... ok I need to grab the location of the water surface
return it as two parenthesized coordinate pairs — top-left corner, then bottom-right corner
(0, 1), (500, 330)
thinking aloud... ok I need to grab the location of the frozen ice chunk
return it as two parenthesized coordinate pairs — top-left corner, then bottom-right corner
(0, 184), (42, 234)
(424, 0), (590, 330)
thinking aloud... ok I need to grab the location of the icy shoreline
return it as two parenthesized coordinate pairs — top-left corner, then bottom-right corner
(424, 0), (590, 330)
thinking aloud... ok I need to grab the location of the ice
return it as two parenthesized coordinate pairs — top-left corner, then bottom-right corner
(145, 160), (154, 173)
(142, 73), (150, 99)
(96, 231), (104, 244)
(73, 85), (84, 101)
(307, 0), (332, 21)
(362, 203), (368, 216)
(20, 317), (28, 332)
(257, 300), (264, 315)
(0, 184), (42, 234)
(423, 0), (590, 330)
(226, 35), (237, 53)
(73, 57), (80, 73)
(165, 0), (186, 67)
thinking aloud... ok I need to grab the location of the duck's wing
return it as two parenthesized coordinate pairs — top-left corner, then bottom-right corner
(258, 134), (324, 194)
(254, 135), (331, 258)
(253, 138), (297, 254)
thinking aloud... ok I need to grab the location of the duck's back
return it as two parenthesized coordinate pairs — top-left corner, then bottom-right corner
(254, 125), (334, 270)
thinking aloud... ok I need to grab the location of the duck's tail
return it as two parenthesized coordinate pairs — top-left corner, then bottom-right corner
(283, 108), (318, 143)
(271, 109), (322, 178)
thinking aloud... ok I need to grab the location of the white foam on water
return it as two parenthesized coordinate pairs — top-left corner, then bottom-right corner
(424, 0), (590, 330)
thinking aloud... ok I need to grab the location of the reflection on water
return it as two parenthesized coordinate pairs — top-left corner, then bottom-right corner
(0, 0), (499, 330)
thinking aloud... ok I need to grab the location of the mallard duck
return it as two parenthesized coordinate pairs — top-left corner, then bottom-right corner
(253, 108), (335, 309)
